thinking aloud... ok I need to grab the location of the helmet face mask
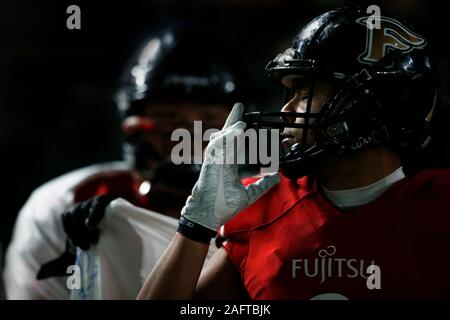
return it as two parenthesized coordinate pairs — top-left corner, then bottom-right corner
(246, 7), (438, 179)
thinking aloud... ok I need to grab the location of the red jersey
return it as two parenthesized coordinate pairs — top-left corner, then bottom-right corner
(72, 170), (150, 207)
(219, 168), (450, 299)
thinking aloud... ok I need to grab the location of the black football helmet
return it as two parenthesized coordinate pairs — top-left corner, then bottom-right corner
(116, 29), (237, 122)
(115, 27), (238, 173)
(245, 7), (438, 178)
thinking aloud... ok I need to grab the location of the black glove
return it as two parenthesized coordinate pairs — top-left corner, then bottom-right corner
(61, 194), (116, 251)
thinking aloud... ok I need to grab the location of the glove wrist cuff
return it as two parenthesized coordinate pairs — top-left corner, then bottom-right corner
(177, 216), (216, 244)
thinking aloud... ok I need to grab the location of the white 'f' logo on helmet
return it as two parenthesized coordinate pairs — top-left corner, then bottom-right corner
(356, 16), (427, 65)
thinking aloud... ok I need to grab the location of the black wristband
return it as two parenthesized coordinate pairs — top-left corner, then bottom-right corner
(177, 216), (217, 244)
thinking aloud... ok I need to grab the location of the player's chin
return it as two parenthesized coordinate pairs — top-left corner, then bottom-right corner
(281, 137), (297, 152)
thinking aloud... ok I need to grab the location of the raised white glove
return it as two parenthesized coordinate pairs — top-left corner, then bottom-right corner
(181, 103), (280, 232)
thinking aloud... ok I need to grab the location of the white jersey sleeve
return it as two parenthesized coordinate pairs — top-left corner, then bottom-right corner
(3, 162), (128, 299)
(71, 198), (217, 300)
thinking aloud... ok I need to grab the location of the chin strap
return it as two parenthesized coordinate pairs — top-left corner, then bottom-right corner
(280, 143), (327, 178)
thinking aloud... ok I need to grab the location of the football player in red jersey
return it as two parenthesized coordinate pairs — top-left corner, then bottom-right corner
(138, 7), (450, 300)
(3, 27), (236, 299)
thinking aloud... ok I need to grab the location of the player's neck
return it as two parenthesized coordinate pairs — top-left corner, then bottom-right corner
(316, 146), (402, 191)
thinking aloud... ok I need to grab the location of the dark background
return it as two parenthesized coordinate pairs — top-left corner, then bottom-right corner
(0, 0), (449, 256)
